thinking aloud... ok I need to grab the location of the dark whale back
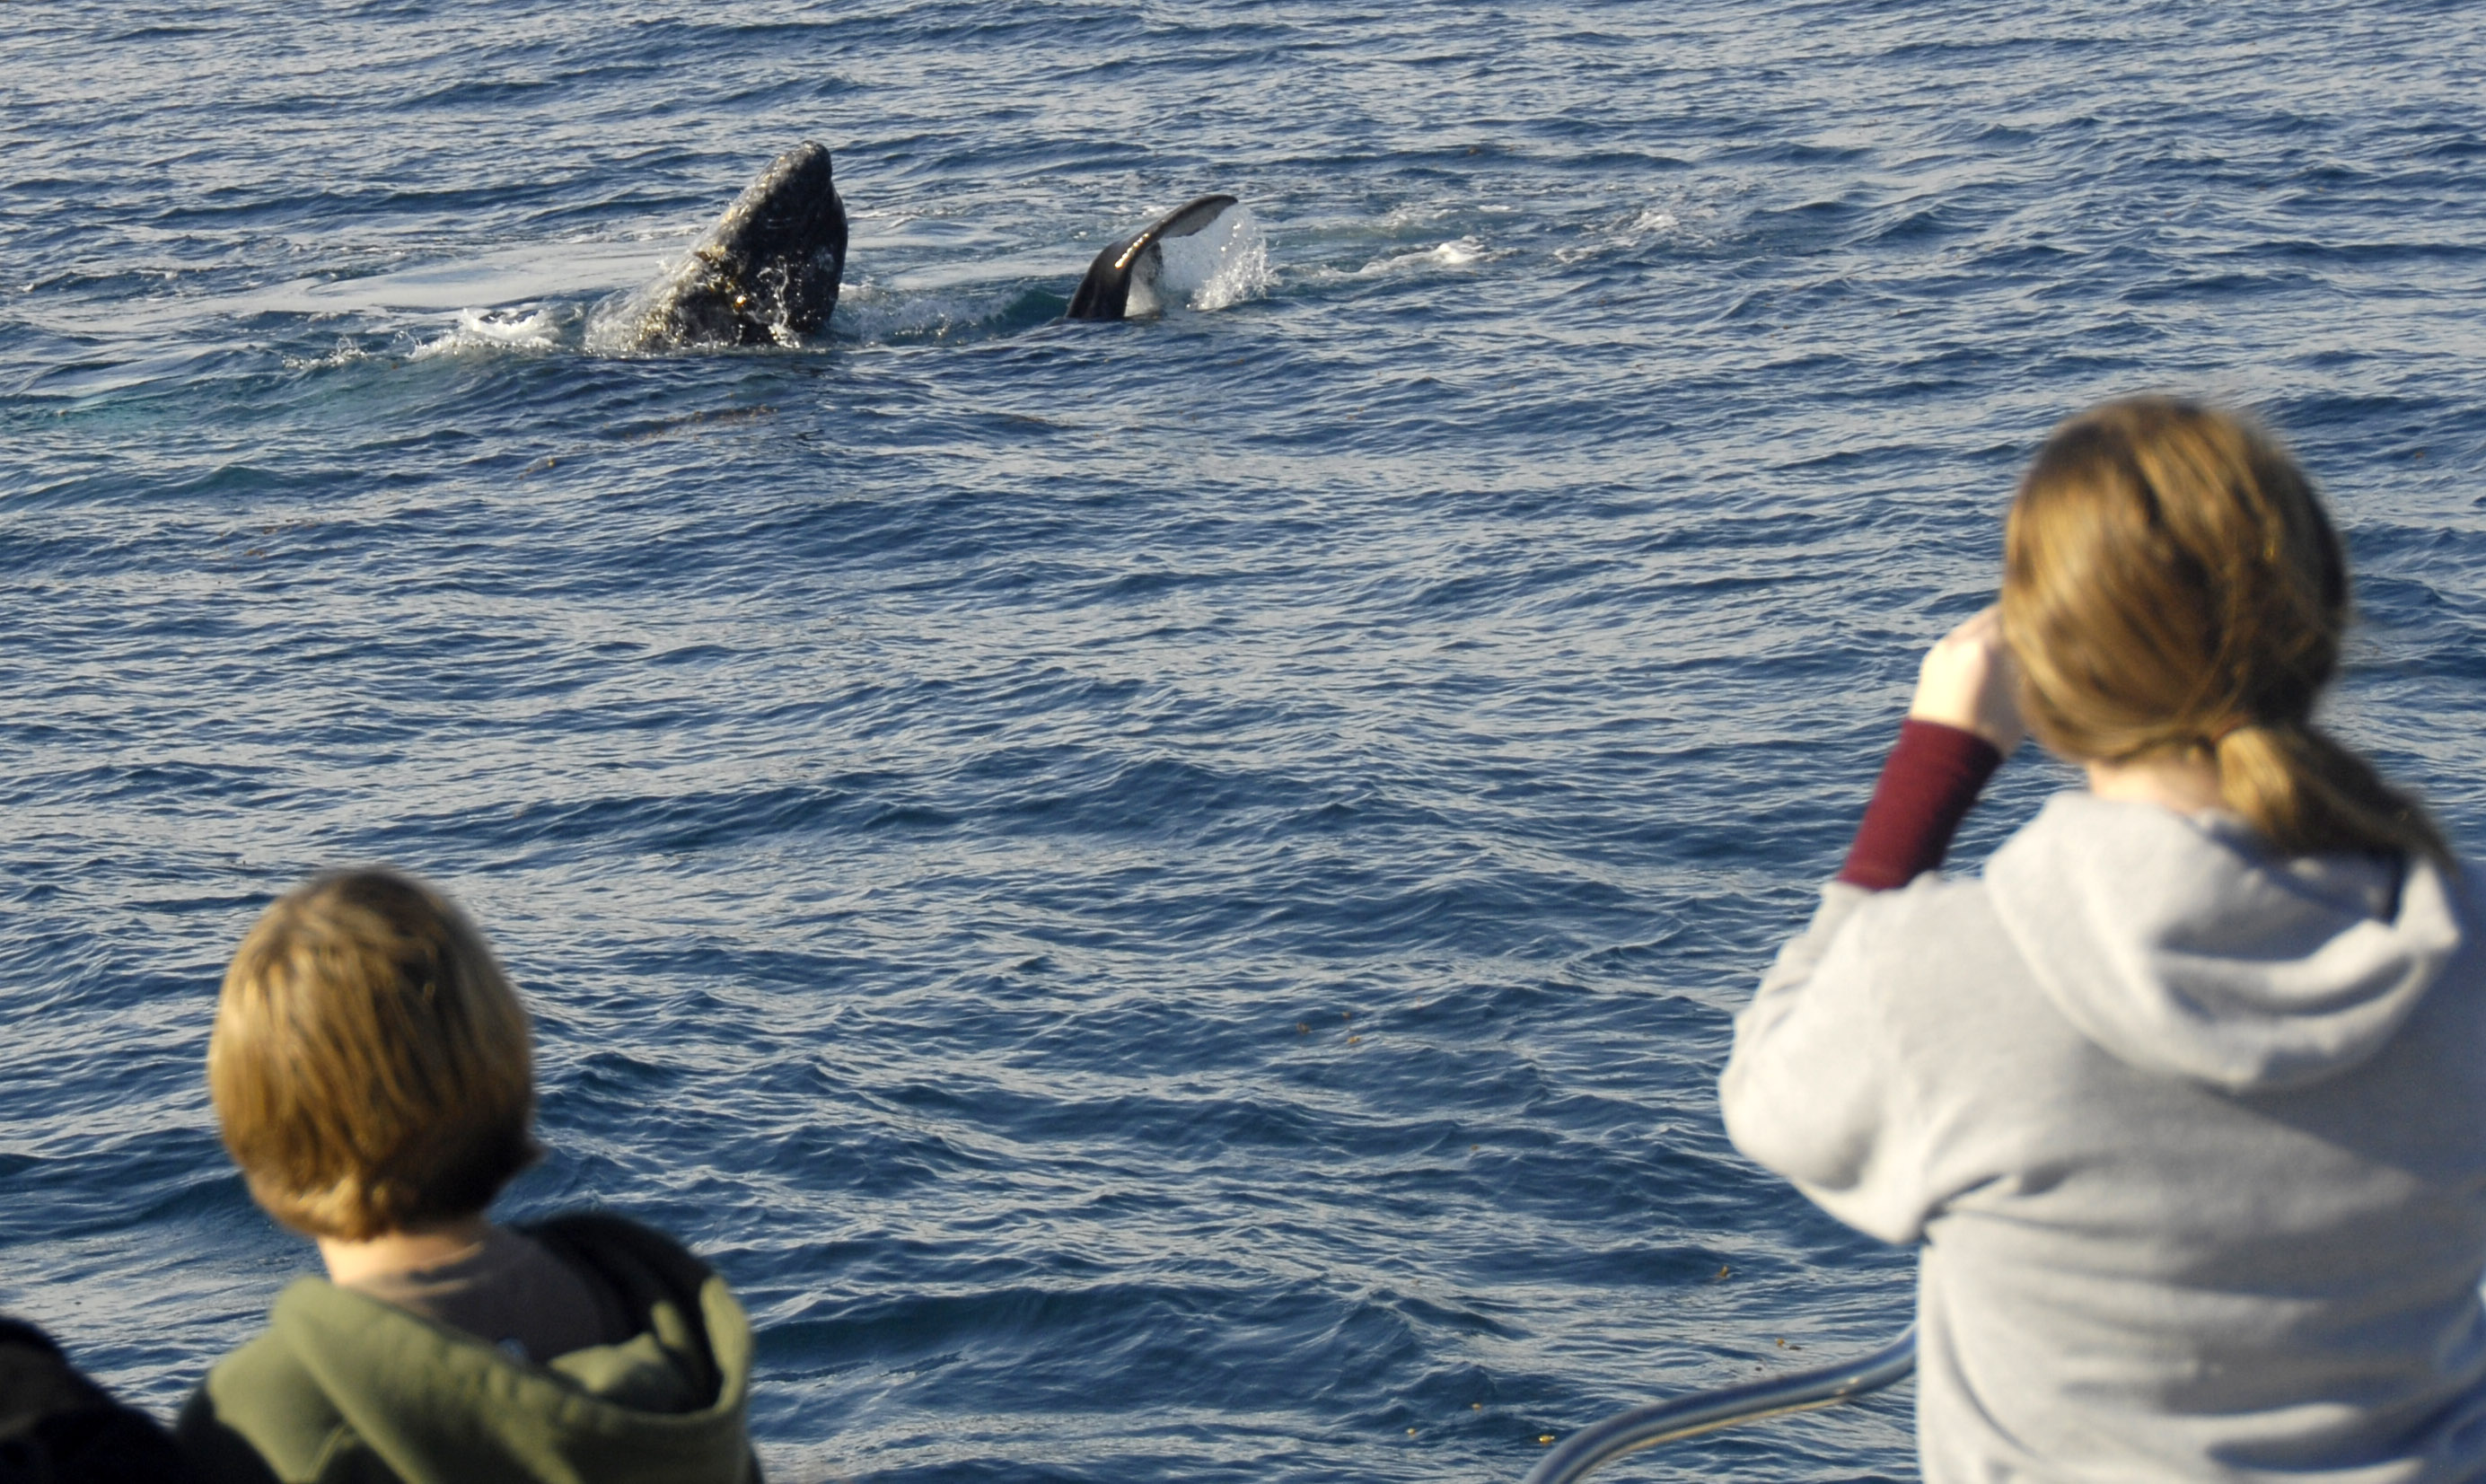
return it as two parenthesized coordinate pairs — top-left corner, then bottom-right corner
(1067, 194), (1240, 321)
(628, 143), (848, 349)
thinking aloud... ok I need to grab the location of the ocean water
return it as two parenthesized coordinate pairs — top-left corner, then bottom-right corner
(7, 3), (2486, 1480)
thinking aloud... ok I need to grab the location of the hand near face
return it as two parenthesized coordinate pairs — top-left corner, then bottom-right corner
(1909, 606), (2025, 756)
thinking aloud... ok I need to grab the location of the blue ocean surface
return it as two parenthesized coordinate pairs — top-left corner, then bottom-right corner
(6, 3), (2486, 1480)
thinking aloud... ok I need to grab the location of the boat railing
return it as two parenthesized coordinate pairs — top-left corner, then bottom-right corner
(1519, 1327), (1917, 1484)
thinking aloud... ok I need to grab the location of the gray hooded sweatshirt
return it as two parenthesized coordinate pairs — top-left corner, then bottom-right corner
(1722, 792), (2486, 1482)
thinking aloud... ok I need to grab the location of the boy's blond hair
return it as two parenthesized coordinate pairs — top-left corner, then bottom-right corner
(210, 869), (538, 1241)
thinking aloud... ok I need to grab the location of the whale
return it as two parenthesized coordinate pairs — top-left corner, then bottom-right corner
(1067, 194), (1243, 321)
(622, 142), (848, 350)
(613, 154), (1243, 347)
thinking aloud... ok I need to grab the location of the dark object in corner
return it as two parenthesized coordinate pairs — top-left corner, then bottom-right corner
(0, 1316), (199, 1484)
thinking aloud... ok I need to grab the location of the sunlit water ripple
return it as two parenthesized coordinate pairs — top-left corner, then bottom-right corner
(6, 3), (2486, 1480)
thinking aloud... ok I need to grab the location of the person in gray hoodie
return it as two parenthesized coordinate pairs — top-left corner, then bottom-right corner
(1722, 397), (2486, 1482)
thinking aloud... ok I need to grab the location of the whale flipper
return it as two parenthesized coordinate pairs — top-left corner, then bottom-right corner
(1067, 194), (1243, 321)
(626, 143), (848, 350)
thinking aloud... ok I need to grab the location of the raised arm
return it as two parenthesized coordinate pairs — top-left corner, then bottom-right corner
(1839, 607), (2022, 889)
(1718, 608), (2023, 1243)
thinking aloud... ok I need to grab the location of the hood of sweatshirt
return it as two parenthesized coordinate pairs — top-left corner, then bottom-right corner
(1983, 791), (2466, 1093)
(182, 1212), (755, 1484)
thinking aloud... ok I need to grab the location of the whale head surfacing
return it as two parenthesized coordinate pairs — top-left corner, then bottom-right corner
(628, 143), (848, 350)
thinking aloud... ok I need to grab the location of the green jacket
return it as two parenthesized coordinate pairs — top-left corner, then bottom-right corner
(175, 1213), (760, 1484)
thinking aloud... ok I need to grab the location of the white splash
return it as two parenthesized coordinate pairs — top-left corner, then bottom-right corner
(1147, 203), (1272, 313)
(1357, 235), (1488, 276)
(281, 338), (375, 372)
(412, 305), (563, 360)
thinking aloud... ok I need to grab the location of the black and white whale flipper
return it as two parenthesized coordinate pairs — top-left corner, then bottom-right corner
(623, 143), (848, 350)
(1066, 194), (1243, 321)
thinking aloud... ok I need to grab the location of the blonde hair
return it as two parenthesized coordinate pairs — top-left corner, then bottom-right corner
(210, 869), (539, 1240)
(2001, 397), (2446, 865)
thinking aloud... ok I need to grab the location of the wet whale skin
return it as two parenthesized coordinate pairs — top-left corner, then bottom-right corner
(1067, 194), (1239, 321)
(629, 142), (848, 348)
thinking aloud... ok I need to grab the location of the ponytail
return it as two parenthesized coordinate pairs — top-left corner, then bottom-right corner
(2214, 720), (2449, 866)
(2005, 397), (2454, 869)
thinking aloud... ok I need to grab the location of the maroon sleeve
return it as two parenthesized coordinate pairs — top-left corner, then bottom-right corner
(1836, 718), (2004, 891)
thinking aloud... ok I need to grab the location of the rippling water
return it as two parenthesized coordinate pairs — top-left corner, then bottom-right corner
(7, 4), (2486, 1480)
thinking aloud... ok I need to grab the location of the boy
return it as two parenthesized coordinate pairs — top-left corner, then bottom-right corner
(175, 869), (760, 1484)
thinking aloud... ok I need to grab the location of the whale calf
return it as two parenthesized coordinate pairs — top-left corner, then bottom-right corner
(623, 142), (848, 350)
(1067, 194), (1244, 321)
